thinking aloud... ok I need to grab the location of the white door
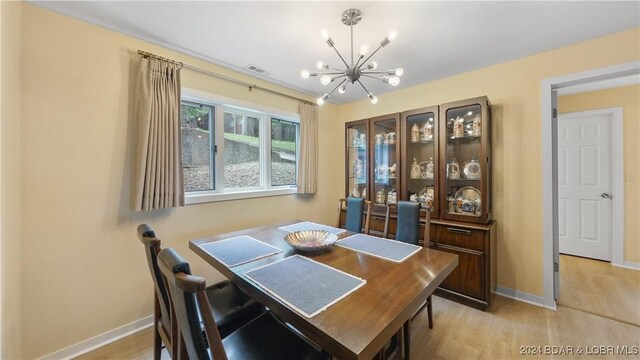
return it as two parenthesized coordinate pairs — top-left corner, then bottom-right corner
(557, 111), (612, 261)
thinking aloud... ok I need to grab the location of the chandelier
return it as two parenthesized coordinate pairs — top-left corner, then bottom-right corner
(301, 8), (403, 105)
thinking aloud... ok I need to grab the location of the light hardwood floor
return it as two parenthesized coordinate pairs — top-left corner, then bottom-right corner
(557, 254), (640, 326)
(76, 294), (640, 360)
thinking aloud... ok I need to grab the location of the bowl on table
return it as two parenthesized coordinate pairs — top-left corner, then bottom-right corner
(284, 230), (338, 252)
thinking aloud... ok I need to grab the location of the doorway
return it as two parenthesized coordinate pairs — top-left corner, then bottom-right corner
(557, 108), (619, 262)
(541, 61), (640, 310)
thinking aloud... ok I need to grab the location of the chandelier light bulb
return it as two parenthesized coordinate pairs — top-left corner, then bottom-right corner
(320, 29), (330, 41)
(320, 75), (332, 86)
(370, 61), (378, 70)
(387, 30), (397, 41)
(359, 43), (370, 56)
(369, 93), (379, 104)
(389, 76), (400, 86)
(395, 67), (404, 76)
(316, 61), (324, 70)
(316, 97), (325, 106)
(338, 84), (347, 94)
(301, 70), (310, 79)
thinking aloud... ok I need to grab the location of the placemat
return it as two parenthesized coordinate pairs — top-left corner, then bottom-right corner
(245, 255), (366, 318)
(335, 234), (422, 263)
(200, 235), (282, 268)
(279, 221), (346, 235)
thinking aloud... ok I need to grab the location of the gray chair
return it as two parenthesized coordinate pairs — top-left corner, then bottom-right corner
(137, 224), (265, 359)
(382, 202), (433, 360)
(157, 248), (330, 360)
(337, 197), (372, 234)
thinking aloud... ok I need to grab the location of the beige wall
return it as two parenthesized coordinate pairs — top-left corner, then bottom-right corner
(7, 2), (640, 358)
(1, 1), (23, 359)
(18, 4), (339, 358)
(337, 28), (640, 298)
(558, 85), (640, 263)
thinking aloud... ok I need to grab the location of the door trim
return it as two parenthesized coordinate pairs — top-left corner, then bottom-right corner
(541, 61), (640, 310)
(558, 107), (623, 264)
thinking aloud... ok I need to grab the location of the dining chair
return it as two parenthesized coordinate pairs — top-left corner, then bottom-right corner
(382, 202), (432, 360)
(137, 224), (265, 360)
(157, 247), (331, 360)
(337, 197), (372, 234)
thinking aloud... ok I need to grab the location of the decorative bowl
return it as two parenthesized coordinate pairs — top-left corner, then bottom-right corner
(284, 230), (338, 252)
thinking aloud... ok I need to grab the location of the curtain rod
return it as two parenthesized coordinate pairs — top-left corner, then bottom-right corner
(137, 49), (315, 106)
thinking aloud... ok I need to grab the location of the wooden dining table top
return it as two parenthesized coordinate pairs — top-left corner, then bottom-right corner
(189, 220), (458, 360)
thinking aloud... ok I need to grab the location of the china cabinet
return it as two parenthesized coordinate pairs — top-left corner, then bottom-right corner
(439, 96), (491, 224)
(401, 106), (440, 218)
(344, 114), (400, 203)
(343, 96), (494, 310)
(345, 119), (370, 200)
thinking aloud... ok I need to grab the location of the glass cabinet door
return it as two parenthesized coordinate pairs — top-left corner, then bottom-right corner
(441, 97), (490, 223)
(371, 114), (400, 206)
(345, 120), (368, 199)
(401, 107), (439, 217)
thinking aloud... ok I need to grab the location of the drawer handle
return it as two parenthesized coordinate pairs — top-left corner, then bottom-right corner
(446, 227), (471, 235)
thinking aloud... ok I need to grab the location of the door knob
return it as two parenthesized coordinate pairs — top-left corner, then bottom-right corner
(601, 193), (610, 198)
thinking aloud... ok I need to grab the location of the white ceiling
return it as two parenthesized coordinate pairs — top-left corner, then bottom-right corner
(30, 1), (640, 104)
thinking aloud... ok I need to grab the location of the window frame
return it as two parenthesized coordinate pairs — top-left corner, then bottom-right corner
(181, 88), (299, 204)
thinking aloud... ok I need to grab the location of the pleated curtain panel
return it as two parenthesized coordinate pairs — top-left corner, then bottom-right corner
(297, 103), (319, 194)
(131, 57), (185, 211)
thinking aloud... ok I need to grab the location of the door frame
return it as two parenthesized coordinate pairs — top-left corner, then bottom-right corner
(541, 61), (640, 310)
(557, 107), (623, 263)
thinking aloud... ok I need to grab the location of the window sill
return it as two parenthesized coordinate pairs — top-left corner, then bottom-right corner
(185, 187), (298, 205)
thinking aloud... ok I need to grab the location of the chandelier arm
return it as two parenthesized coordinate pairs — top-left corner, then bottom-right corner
(358, 43), (384, 70)
(318, 71), (347, 75)
(360, 71), (390, 74)
(331, 74), (347, 80)
(327, 79), (348, 97)
(354, 55), (364, 70)
(361, 74), (384, 81)
(331, 46), (350, 69)
(356, 79), (372, 95)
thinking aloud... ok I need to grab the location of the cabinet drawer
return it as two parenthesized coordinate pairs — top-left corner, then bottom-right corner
(437, 245), (485, 300)
(436, 225), (485, 252)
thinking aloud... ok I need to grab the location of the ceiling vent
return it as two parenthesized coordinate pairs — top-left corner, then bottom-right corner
(245, 64), (270, 76)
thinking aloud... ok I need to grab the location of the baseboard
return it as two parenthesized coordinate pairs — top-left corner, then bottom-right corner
(612, 261), (640, 271)
(39, 315), (153, 360)
(493, 285), (546, 308)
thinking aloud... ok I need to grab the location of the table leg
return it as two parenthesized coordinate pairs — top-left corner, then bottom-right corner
(403, 320), (410, 360)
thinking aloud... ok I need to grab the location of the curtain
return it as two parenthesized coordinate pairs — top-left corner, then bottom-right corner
(297, 102), (318, 194)
(131, 57), (184, 211)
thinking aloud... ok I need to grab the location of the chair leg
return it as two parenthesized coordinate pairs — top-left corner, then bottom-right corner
(427, 295), (433, 329)
(153, 321), (161, 360)
(403, 320), (411, 360)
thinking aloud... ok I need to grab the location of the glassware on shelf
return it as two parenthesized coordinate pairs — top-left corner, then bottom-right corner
(411, 123), (420, 143)
(375, 133), (385, 145)
(462, 156), (481, 179)
(421, 121), (434, 142)
(353, 158), (364, 179)
(472, 114), (482, 136)
(447, 158), (460, 179)
(453, 116), (465, 138)
(387, 132), (396, 144)
(376, 189), (386, 204)
(351, 187), (360, 198)
(424, 157), (434, 179)
(389, 163), (397, 178)
(410, 158), (421, 179)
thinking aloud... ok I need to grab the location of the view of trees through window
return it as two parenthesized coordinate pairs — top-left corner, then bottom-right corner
(271, 119), (297, 186)
(181, 102), (214, 192)
(223, 112), (261, 188)
(181, 100), (298, 194)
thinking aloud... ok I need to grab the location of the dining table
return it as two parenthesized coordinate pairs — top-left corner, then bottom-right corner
(189, 220), (458, 360)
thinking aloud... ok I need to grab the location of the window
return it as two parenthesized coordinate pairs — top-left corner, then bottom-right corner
(180, 96), (299, 203)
